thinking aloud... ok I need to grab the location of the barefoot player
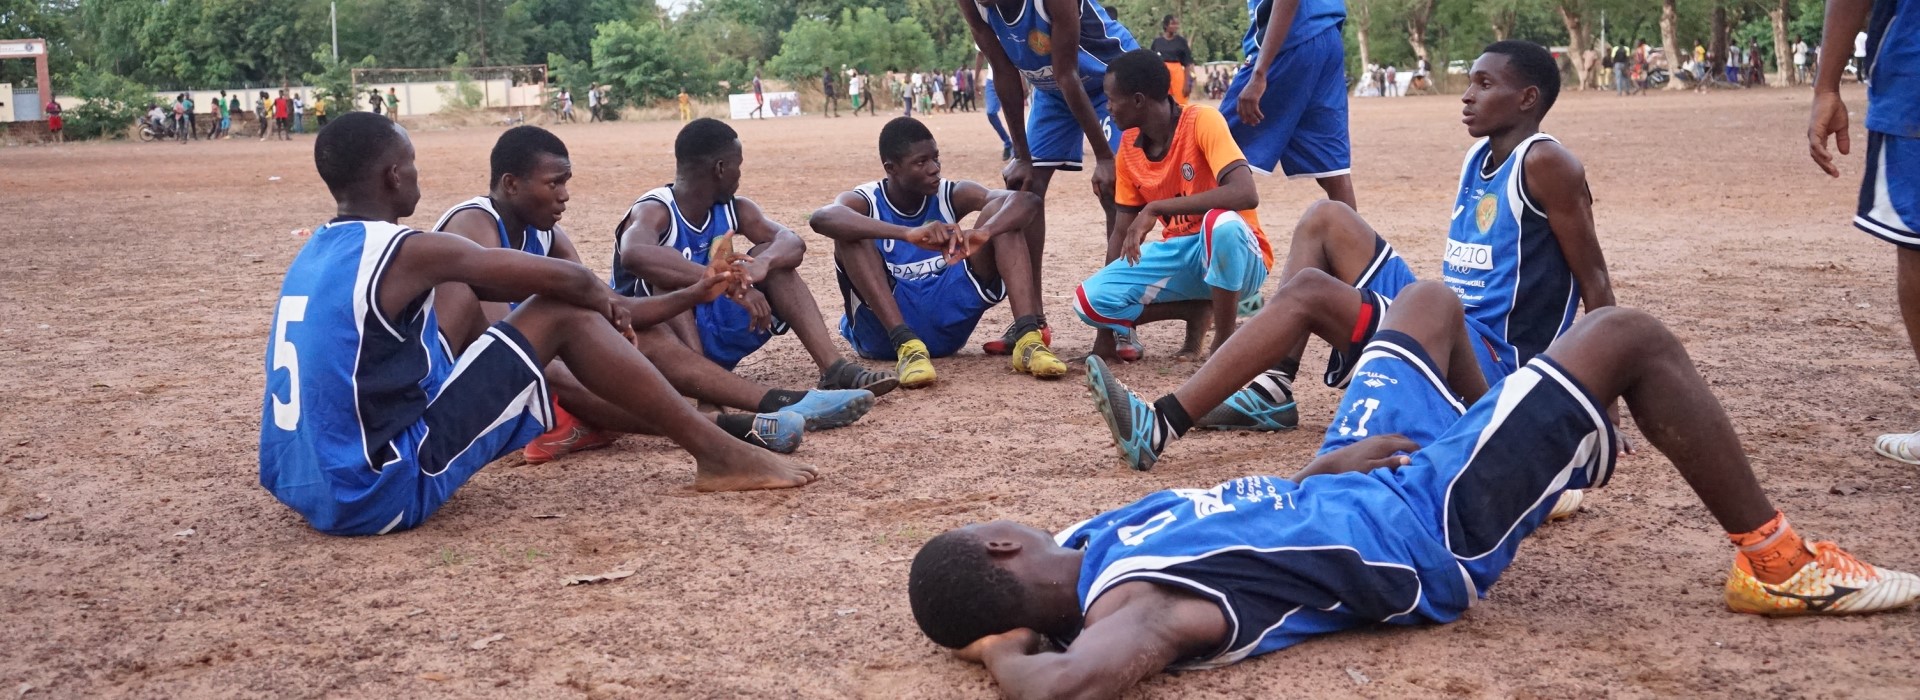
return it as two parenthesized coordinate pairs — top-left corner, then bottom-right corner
(911, 305), (1920, 697)
(809, 117), (1067, 388)
(433, 126), (877, 464)
(261, 114), (820, 536)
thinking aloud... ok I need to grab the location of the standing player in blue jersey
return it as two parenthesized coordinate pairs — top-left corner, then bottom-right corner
(1808, 0), (1920, 464)
(260, 113), (822, 537)
(614, 119), (899, 396)
(1190, 41), (1616, 436)
(961, 0), (1141, 356)
(975, 51), (1017, 161)
(431, 127), (872, 465)
(910, 304), (1920, 697)
(809, 117), (1068, 388)
(1221, 0), (1359, 209)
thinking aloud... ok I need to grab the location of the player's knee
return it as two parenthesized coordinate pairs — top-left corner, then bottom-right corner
(1297, 198), (1360, 234)
(1277, 266), (1346, 303)
(1072, 280), (1132, 331)
(1578, 307), (1678, 354)
(1392, 281), (1464, 319)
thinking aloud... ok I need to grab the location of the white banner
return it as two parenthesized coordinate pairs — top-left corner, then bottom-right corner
(728, 91), (800, 119)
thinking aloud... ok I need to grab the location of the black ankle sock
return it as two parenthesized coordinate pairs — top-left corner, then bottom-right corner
(715, 412), (755, 439)
(887, 324), (920, 348)
(758, 389), (807, 413)
(1153, 394), (1193, 438)
(1010, 314), (1043, 339)
(1276, 357), (1300, 382)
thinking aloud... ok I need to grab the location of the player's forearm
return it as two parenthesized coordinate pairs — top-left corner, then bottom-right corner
(1107, 210), (1140, 260)
(1815, 0), (1870, 91)
(983, 650), (1117, 700)
(624, 247), (707, 291)
(810, 206), (911, 242)
(1576, 267), (1616, 312)
(623, 288), (704, 329)
(999, 82), (1033, 158)
(1252, 0), (1300, 75)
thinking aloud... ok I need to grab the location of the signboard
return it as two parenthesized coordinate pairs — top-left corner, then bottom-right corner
(728, 91), (800, 120)
(0, 40), (45, 58)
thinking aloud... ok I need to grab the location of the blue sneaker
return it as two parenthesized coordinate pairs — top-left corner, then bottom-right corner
(1086, 356), (1162, 471)
(739, 411), (804, 454)
(1195, 385), (1299, 431)
(785, 389), (875, 430)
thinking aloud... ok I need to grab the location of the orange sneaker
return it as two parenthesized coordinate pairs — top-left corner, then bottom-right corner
(524, 406), (617, 464)
(1726, 541), (1920, 615)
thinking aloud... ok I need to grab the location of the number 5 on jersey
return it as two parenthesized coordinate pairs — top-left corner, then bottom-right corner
(271, 296), (308, 430)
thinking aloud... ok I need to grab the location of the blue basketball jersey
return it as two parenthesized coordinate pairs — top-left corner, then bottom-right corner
(432, 196), (554, 256)
(260, 220), (451, 510)
(1442, 133), (1577, 369)
(1056, 474), (1473, 669)
(851, 179), (961, 281)
(1865, 0), (1920, 137)
(610, 185), (740, 297)
(975, 0), (1138, 94)
(1240, 0), (1347, 57)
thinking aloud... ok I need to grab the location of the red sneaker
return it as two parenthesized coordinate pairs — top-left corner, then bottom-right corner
(524, 405), (617, 464)
(984, 323), (1051, 356)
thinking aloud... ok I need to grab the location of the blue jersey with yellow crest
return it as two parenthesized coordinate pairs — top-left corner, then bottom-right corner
(975, 0), (1138, 95)
(1442, 133), (1576, 370)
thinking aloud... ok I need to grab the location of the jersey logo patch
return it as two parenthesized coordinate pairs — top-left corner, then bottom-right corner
(1444, 240), (1494, 272)
(1474, 193), (1499, 233)
(1181, 163), (1195, 181)
(1028, 30), (1051, 55)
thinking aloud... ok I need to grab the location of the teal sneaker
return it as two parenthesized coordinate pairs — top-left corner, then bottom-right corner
(739, 411), (804, 454)
(1086, 356), (1162, 471)
(1195, 385), (1299, 432)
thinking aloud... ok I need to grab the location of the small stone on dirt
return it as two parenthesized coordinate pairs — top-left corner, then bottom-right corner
(418, 672), (448, 682)
(1829, 482), (1866, 496)
(1346, 668), (1370, 685)
(469, 633), (505, 651)
(23, 513), (47, 522)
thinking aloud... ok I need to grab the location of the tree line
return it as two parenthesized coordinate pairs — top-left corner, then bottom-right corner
(0, 0), (1830, 134)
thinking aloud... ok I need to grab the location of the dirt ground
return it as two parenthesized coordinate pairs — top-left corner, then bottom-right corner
(4, 83), (1919, 699)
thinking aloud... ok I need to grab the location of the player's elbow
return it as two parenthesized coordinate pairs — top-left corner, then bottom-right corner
(806, 207), (848, 239)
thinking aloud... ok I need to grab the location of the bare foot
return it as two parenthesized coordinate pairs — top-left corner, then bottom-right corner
(693, 449), (819, 492)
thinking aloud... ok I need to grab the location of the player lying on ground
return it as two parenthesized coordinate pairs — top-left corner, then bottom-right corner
(809, 117), (1067, 388)
(911, 303), (1920, 699)
(614, 118), (899, 396)
(1221, 0), (1359, 209)
(432, 126), (877, 464)
(1805, 0), (1920, 465)
(1071, 49), (1275, 362)
(259, 114), (820, 537)
(1196, 41), (1615, 434)
(961, 0), (1141, 356)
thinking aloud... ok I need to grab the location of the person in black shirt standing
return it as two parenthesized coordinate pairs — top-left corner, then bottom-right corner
(1150, 14), (1194, 106)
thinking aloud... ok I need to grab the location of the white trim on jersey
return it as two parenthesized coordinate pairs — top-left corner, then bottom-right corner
(346, 221), (419, 470)
(1440, 362), (1611, 563)
(635, 186), (683, 248)
(1355, 241), (1399, 292)
(1031, 159), (1081, 168)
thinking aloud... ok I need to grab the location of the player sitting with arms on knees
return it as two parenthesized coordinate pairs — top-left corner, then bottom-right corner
(911, 303), (1920, 698)
(260, 114), (820, 537)
(1188, 40), (1616, 435)
(1072, 49), (1274, 362)
(434, 126), (859, 464)
(1221, 0), (1359, 208)
(960, 0), (1141, 357)
(809, 117), (1066, 387)
(614, 118), (899, 396)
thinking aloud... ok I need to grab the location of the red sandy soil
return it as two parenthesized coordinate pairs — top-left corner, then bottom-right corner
(2, 84), (1917, 698)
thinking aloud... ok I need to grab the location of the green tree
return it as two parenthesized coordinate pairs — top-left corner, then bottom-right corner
(591, 19), (702, 106)
(303, 49), (378, 113)
(63, 65), (152, 140)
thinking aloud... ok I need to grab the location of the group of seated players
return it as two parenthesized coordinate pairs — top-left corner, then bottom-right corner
(256, 37), (1919, 696)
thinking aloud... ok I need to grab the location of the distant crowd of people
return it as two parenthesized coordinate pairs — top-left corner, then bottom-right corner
(134, 86), (402, 143)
